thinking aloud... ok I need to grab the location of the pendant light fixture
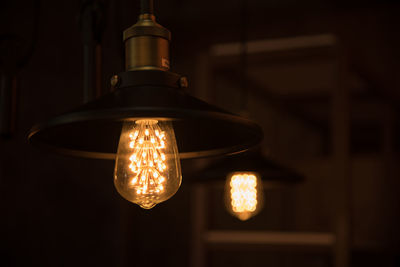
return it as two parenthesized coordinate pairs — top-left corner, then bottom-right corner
(198, 151), (303, 220)
(225, 171), (264, 221)
(28, 0), (263, 208)
(199, 0), (303, 220)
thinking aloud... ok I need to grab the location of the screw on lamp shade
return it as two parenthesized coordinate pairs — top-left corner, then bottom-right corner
(27, 0), (264, 209)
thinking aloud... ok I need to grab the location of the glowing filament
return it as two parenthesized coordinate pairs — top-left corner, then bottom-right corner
(114, 119), (182, 210)
(230, 174), (258, 214)
(128, 120), (167, 199)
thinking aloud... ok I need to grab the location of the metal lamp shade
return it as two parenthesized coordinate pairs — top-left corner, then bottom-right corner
(190, 151), (304, 185)
(28, 70), (263, 160)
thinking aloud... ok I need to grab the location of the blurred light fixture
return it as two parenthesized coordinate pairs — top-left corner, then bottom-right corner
(197, 152), (303, 220)
(27, 0), (262, 208)
(225, 172), (263, 221)
(205, 0), (303, 220)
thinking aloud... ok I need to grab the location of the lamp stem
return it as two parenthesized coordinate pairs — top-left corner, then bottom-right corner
(140, 0), (154, 15)
(123, 0), (171, 71)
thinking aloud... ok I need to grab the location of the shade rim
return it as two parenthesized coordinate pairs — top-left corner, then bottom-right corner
(186, 152), (304, 185)
(28, 107), (263, 160)
(27, 70), (263, 160)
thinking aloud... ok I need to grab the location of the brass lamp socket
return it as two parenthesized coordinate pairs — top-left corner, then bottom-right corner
(123, 14), (171, 71)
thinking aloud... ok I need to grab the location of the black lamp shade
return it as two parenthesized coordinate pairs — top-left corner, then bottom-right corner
(189, 151), (304, 186)
(28, 70), (263, 159)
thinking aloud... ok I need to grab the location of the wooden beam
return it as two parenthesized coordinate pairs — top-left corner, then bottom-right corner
(210, 34), (337, 56)
(205, 231), (335, 246)
(332, 48), (352, 267)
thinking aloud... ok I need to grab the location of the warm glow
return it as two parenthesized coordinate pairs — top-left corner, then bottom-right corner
(128, 120), (167, 196)
(225, 172), (263, 221)
(114, 119), (181, 209)
(230, 173), (258, 213)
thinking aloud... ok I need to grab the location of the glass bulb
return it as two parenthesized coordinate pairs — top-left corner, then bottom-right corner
(114, 119), (182, 209)
(224, 172), (264, 221)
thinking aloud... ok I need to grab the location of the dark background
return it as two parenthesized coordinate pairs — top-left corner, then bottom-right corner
(1, 0), (400, 266)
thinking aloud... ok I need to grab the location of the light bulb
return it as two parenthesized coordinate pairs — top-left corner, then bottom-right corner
(224, 172), (264, 221)
(114, 119), (182, 209)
